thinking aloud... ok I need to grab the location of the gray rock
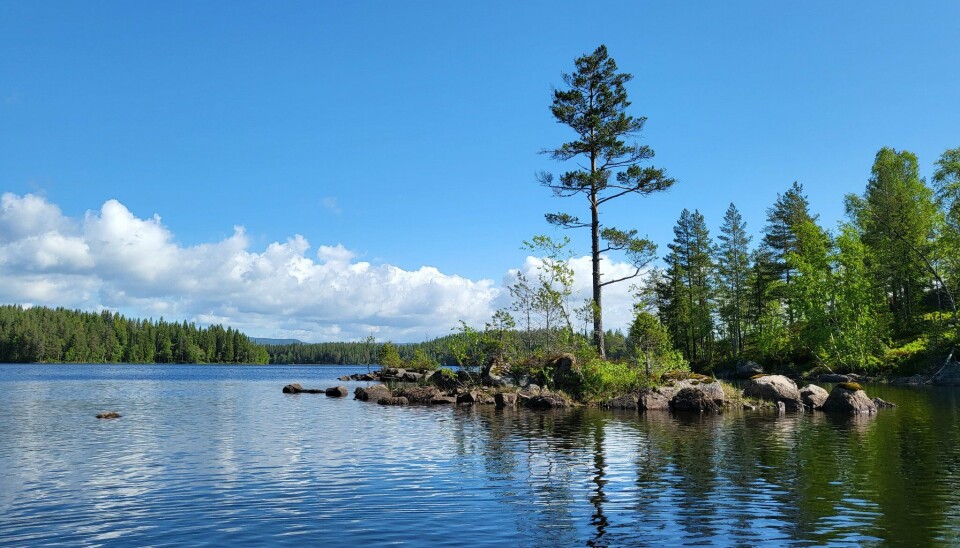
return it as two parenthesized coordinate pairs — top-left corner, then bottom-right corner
(525, 392), (569, 409)
(606, 394), (639, 410)
(400, 386), (441, 404)
(96, 411), (121, 419)
(354, 384), (391, 401)
(822, 385), (877, 415)
(639, 387), (673, 410)
(430, 396), (457, 405)
(338, 375), (351, 381)
(670, 387), (719, 412)
(872, 397), (896, 409)
(325, 386), (349, 397)
(818, 373), (853, 383)
(402, 372), (423, 383)
(282, 383), (303, 394)
(734, 360), (764, 378)
(494, 392), (518, 408)
(456, 391), (482, 405)
(743, 375), (801, 409)
(377, 396), (409, 406)
(799, 384), (829, 409)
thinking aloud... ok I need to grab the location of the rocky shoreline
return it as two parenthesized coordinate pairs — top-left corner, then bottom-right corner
(282, 363), (897, 416)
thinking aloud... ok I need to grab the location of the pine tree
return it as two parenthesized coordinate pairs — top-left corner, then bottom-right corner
(539, 45), (674, 359)
(716, 203), (752, 357)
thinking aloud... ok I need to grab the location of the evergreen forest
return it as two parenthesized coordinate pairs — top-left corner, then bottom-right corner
(0, 305), (269, 364)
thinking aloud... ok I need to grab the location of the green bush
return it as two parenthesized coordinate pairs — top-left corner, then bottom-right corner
(579, 358), (644, 402)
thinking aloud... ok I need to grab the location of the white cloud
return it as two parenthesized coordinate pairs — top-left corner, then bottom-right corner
(0, 193), (645, 342)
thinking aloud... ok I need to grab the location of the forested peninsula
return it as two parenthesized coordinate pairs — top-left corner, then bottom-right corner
(0, 305), (269, 364)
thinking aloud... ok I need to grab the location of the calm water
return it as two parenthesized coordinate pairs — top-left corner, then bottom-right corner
(2, 365), (960, 546)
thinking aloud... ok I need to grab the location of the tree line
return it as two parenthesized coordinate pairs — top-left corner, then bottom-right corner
(0, 305), (269, 364)
(648, 147), (960, 373)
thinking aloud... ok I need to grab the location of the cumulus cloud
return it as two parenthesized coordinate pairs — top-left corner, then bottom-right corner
(0, 192), (646, 342)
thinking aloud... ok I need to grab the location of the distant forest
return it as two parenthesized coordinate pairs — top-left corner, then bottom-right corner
(0, 305), (269, 364)
(264, 329), (632, 366)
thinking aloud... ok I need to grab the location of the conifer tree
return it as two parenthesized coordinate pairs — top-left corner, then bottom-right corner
(539, 45), (674, 359)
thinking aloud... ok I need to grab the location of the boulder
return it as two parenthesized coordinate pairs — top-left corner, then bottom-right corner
(481, 373), (511, 388)
(638, 387), (673, 410)
(693, 380), (725, 405)
(338, 375), (351, 381)
(606, 394), (639, 410)
(377, 396), (409, 406)
(494, 392), (518, 408)
(669, 387), (719, 412)
(354, 384), (391, 401)
(821, 384), (877, 415)
(525, 392), (570, 409)
(325, 386), (349, 398)
(402, 372), (423, 383)
(743, 375), (802, 409)
(400, 386), (441, 404)
(456, 391), (482, 405)
(427, 369), (459, 390)
(282, 383), (303, 394)
(818, 373), (853, 383)
(872, 397), (896, 409)
(734, 360), (764, 379)
(360, 373), (378, 381)
(431, 396), (457, 405)
(799, 384), (829, 409)
(96, 411), (121, 419)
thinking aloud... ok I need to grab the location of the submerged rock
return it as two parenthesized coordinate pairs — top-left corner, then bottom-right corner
(743, 375), (802, 409)
(872, 397), (896, 409)
(282, 383), (303, 394)
(822, 384), (877, 415)
(430, 396), (457, 405)
(799, 384), (829, 409)
(96, 411), (121, 419)
(377, 396), (409, 406)
(325, 386), (349, 398)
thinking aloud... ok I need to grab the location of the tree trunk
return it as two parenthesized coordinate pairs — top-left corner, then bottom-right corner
(591, 190), (605, 359)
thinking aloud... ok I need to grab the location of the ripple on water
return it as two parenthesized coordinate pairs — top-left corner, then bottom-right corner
(2, 365), (960, 545)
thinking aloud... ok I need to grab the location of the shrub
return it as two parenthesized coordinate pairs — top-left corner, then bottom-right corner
(579, 358), (644, 402)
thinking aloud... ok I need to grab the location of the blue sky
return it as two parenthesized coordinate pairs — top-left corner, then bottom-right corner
(1, 1), (958, 341)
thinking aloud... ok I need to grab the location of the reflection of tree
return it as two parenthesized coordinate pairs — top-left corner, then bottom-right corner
(587, 419), (608, 547)
(461, 386), (960, 544)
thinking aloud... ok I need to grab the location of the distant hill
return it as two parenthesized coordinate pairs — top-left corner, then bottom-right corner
(252, 337), (304, 346)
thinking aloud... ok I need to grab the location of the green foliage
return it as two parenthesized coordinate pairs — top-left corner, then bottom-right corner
(378, 342), (403, 369)
(627, 310), (688, 377)
(406, 347), (439, 371)
(657, 209), (716, 367)
(579, 358), (644, 402)
(0, 305), (268, 364)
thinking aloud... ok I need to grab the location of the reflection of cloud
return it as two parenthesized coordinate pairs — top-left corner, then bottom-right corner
(320, 197), (341, 215)
(0, 192), (647, 342)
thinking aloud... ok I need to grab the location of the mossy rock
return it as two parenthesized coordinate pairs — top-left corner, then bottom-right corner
(837, 381), (863, 391)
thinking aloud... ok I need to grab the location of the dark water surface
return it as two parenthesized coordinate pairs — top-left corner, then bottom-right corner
(2, 364), (960, 546)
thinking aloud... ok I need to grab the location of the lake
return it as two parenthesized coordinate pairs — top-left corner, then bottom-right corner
(1, 364), (959, 546)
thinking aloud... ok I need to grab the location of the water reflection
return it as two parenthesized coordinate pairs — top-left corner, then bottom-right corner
(3, 365), (960, 545)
